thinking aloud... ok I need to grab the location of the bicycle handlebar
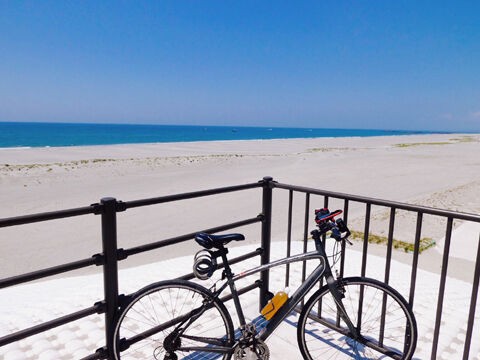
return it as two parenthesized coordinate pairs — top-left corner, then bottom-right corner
(312, 209), (352, 244)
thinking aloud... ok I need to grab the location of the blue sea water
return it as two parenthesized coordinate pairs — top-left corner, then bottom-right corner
(0, 122), (436, 148)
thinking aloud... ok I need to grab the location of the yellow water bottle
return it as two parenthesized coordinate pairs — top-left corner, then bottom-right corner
(261, 289), (289, 320)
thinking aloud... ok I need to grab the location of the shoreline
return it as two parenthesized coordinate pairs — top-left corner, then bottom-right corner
(0, 132), (477, 165)
(1, 121), (460, 149)
(0, 130), (470, 149)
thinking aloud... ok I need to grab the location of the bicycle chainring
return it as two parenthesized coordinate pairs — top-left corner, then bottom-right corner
(233, 339), (270, 360)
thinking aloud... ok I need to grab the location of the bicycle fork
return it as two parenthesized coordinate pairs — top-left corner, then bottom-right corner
(312, 230), (360, 340)
(324, 272), (361, 340)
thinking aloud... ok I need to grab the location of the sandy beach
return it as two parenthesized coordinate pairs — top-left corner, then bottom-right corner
(1, 133), (480, 359)
(1, 133), (479, 277)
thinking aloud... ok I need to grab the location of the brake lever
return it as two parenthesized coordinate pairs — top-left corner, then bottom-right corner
(343, 228), (353, 245)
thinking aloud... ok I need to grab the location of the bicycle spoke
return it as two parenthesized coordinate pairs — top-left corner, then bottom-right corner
(113, 281), (234, 360)
(298, 277), (416, 359)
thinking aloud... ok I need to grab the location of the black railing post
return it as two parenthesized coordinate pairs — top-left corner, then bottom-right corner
(100, 197), (120, 359)
(463, 233), (480, 360)
(259, 176), (273, 310)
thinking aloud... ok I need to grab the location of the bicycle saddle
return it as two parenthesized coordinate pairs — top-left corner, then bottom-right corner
(195, 232), (245, 249)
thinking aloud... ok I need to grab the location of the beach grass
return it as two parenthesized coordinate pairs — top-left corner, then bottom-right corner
(449, 135), (478, 143)
(349, 230), (436, 253)
(307, 147), (354, 152)
(394, 135), (478, 148)
(394, 142), (451, 148)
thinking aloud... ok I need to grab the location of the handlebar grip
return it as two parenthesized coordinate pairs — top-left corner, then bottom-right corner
(331, 227), (342, 241)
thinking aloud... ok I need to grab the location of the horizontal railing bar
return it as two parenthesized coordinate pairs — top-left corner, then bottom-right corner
(219, 281), (262, 303)
(0, 256), (100, 289)
(0, 182), (263, 228)
(0, 205), (97, 228)
(0, 303), (103, 347)
(124, 216), (263, 257)
(273, 182), (480, 222)
(123, 182), (263, 209)
(179, 248), (263, 280)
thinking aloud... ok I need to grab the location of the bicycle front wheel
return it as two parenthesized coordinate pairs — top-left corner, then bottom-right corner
(297, 277), (417, 360)
(113, 279), (235, 360)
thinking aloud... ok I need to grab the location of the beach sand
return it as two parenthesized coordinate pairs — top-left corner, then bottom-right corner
(1, 134), (479, 277)
(1, 133), (480, 359)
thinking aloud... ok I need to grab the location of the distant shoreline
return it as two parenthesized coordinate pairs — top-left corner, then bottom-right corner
(0, 121), (454, 148)
(1, 133), (476, 165)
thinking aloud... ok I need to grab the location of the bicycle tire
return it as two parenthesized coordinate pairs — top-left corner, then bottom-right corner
(113, 279), (235, 360)
(297, 276), (417, 360)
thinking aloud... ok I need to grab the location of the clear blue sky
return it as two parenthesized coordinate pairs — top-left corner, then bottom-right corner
(1, 1), (479, 131)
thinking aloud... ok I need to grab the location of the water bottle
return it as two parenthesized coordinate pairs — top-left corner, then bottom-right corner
(261, 288), (289, 320)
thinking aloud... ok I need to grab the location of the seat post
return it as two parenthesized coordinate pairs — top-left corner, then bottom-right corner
(219, 247), (247, 327)
(217, 247), (233, 279)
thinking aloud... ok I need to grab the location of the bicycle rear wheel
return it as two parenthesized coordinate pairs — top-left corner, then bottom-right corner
(297, 277), (417, 359)
(113, 279), (235, 360)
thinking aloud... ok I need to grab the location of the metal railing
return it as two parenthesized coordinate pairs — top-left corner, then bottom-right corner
(271, 180), (480, 360)
(0, 178), (272, 359)
(0, 176), (479, 359)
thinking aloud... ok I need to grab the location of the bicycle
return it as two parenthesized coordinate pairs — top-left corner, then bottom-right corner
(112, 208), (417, 359)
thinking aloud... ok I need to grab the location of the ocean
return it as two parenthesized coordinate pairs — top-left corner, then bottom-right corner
(0, 122), (434, 148)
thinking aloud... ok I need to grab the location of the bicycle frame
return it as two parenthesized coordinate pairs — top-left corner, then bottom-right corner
(114, 218), (416, 359)
(212, 233), (357, 345)
(229, 250), (326, 341)
(117, 250), (331, 355)
(117, 235), (359, 357)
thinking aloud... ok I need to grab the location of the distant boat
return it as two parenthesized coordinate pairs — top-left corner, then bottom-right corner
(231, 129), (238, 133)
